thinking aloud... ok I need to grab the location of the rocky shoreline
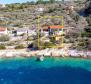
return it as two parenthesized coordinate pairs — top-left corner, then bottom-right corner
(0, 49), (91, 59)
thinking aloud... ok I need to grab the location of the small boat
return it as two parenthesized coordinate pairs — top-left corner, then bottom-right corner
(36, 55), (44, 61)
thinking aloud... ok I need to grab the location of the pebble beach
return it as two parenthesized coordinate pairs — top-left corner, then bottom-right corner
(0, 48), (91, 59)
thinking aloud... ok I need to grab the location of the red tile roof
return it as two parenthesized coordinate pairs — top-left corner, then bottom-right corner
(0, 27), (6, 31)
(42, 25), (64, 29)
(49, 25), (64, 29)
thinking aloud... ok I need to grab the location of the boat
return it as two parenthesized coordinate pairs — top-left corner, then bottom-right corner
(36, 55), (44, 61)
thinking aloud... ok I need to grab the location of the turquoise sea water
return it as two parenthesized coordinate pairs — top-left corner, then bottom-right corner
(0, 57), (91, 84)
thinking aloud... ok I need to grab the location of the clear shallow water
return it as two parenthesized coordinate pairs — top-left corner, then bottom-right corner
(0, 57), (91, 84)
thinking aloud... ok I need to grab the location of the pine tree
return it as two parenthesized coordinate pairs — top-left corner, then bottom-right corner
(49, 0), (55, 3)
(37, 0), (44, 4)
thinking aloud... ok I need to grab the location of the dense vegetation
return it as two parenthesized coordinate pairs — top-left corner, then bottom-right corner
(15, 44), (25, 49)
(0, 44), (6, 50)
(0, 35), (10, 42)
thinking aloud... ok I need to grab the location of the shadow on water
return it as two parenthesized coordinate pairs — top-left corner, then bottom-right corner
(0, 66), (91, 84)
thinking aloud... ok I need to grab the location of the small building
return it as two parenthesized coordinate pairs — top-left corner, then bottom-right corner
(37, 7), (44, 12)
(16, 28), (28, 36)
(0, 4), (6, 8)
(0, 27), (8, 35)
(13, 28), (37, 36)
(41, 25), (64, 44)
(42, 25), (64, 35)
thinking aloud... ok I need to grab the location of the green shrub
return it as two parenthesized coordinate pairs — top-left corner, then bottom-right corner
(15, 44), (25, 49)
(71, 14), (80, 22)
(36, 0), (44, 4)
(0, 45), (6, 50)
(7, 41), (16, 46)
(86, 15), (91, 26)
(50, 37), (55, 43)
(81, 32), (91, 37)
(77, 42), (85, 46)
(0, 35), (10, 42)
(27, 37), (33, 41)
(48, 8), (56, 13)
(43, 42), (55, 48)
